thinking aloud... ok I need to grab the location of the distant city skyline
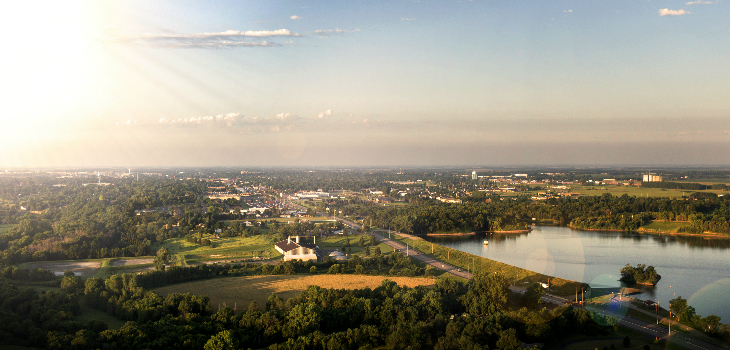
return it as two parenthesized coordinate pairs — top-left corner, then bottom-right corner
(1, 1), (728, 167)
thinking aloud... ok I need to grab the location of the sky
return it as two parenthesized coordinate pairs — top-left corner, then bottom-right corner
(1, 0), (729, 168)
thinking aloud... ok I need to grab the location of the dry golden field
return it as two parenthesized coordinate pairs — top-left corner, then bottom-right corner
(152, 275), (436, 311)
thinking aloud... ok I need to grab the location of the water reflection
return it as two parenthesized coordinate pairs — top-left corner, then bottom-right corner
(423, 225), (730, 322)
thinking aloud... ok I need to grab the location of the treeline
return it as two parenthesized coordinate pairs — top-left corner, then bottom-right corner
(642, 182), (728, 191)
(0, 267), (624, 349)
(344, 192), (730, 235)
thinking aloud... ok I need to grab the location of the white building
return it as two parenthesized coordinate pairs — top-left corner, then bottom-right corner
(274, 236), (320, 261)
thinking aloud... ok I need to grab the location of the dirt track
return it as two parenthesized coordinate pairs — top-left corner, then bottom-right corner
(28, 261), (101, 276)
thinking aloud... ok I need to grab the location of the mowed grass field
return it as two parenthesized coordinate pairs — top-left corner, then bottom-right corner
(151, 235), (281, 261)
(152, 274), (436, 311)
(638, 220), (687, 233)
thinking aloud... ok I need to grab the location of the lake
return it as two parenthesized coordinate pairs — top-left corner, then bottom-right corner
(424, 225), (730, 322)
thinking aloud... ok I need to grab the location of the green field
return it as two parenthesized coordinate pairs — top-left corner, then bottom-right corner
(316, 235), (398, 257)
(0, 224), (15, 235)
(570, 185), (728, 198)
(152, 234), (281, 262)
(638, 221), (687, 233)
(76, 299), (126, 329)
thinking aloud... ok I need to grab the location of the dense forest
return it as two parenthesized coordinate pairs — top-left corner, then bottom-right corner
(0, 258), (625, 349)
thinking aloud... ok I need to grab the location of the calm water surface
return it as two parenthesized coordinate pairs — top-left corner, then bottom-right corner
(425, 226), (730, 322)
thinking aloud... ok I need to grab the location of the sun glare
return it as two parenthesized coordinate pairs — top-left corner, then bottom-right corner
(1, 1), (97, 132)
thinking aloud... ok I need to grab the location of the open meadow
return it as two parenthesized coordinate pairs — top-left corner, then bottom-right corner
(570, 185), (728, 198)
(152, 274), (436, 312)
(151, 234), (282, 262)
(316, 235), (398, 257)
(638, 220), (687, 233)
(0, 224), (15, 235)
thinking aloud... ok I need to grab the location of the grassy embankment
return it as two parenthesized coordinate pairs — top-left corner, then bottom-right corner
(383, 231), (587, 296)
(637, 221), (687, 234)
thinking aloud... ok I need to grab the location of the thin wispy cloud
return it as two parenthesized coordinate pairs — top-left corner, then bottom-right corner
(563, 10), (573, 13)
(291, 15), (302, 20)
(659, 8), (689, 16)
(311, 28), (360, 37)
(686, 0), (716, 4)
(118, 113), (241, 126)
(115, 111), (371, 134)
(104, 29), (301, 48)
(401, 17), (417, 21)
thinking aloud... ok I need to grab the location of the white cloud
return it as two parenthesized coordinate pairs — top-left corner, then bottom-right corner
(311, 28), (360, 37)
(659, 8), (689, 16)
(686, 0), (715, 4)
(104, 29), (300, 48)
(291, 15), (302, 20)
(317, 109), (332, 118)
(563, 9), (573, 13)
(401, 17), (417, 21)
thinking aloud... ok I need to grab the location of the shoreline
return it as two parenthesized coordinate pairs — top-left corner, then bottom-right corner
(425, 232), (476, 237)
(568, 225), (730, 239)
(424, 228), (534, 236)
(490, 228), (533, 234)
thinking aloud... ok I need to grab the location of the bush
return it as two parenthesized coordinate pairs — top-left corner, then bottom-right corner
(310, 266), (317, 274)
(328, 264), (342, 274)
(622, 336), (630, 348)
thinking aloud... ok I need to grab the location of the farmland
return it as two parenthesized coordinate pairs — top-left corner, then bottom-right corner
(152, 274), (437, 312)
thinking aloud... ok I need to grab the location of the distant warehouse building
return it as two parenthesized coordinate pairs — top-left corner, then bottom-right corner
(643, 174), (663, 182)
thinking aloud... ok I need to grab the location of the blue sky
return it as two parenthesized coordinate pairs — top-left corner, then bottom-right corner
(1, 0), (728, 168)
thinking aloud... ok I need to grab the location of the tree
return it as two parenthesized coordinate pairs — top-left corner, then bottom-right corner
(61, 275), (82, 294)
(669, 296), (689, 322)
(154, 247), (173, 271)
(204, 330), (238, 350)
(496, 328), (521, 350)
(523, 283), (545, 308)
(462, 273), (511, 316)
